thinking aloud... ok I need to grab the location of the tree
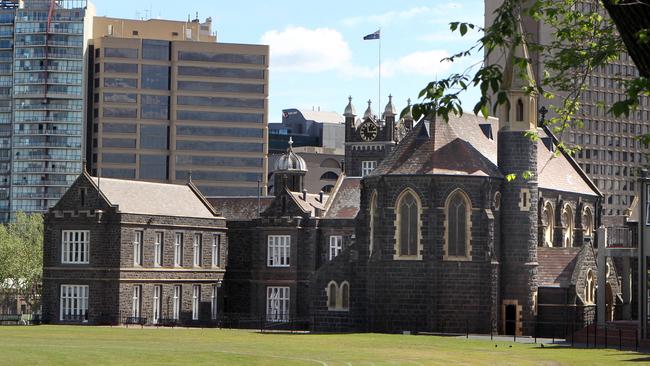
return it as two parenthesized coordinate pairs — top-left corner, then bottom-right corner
(0, 212), (44, 312)
(407, 0), (650, 153)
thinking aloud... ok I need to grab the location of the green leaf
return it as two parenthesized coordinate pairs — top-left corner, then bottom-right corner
(505, 173), (517, 182)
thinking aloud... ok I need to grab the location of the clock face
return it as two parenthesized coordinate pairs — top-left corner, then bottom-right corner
(359, 122), (378, 141)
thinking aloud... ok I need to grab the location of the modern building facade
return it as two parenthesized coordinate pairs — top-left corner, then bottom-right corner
(87, 16), (268, 196)
(0, 0), (94, 222)
(268, 108), (344, 152)
(42, 170), (227, 325)
(485, 0), (650, 218)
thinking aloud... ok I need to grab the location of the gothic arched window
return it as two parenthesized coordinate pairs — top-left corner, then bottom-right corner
(327, 281), (338, 309)
(445, 190), (472, 259)
(543, 202), (554, 247)
(340, 281), (350, 310)
(562, 204), (574, 247)
(582, 207), (594, 238)
(516, 98), (524, 121)
(369, 191), (377, 257)
(395, 189), (421, 258)
(585, 270), (595, 304)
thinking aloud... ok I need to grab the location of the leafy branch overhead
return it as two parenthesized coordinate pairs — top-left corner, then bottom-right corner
(402, 0), (650, 150)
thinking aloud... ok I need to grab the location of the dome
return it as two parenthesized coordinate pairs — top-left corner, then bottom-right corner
(274, 137), (308, 172)
(343, 96), (356, 117)
(383, 94), (396, 116)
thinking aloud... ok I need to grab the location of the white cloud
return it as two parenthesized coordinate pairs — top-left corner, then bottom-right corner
(383, 50), (452, 77)
(261, 26), (351, 73)
(342, 3), (462, 27)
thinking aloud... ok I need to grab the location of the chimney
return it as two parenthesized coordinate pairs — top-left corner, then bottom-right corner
(302, 189), (307, 201)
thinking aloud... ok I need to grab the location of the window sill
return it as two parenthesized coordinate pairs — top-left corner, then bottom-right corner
(327, 307), (350, 312)
(392, 254), (422, 261)
(267, 265), (290, 268)
(443, 255), (473, 262)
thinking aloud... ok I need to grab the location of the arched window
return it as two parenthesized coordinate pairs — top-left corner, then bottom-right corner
(493, 192), (501, 211)
(340, 281), (350, 310)
(445, 190), (472, 259)
(369, 191), (377, 257)
(327, 281), (338, 309)
(585, 270), (595, 304)
(543, 202), (554, 247)
(395, 189), (421, 258)
(562, 204), (574, 247)
(320, 158), (341, 169)
(320, 171), (339, 181)
(516, 99), (524, 121)
(582, 207), (594, 237)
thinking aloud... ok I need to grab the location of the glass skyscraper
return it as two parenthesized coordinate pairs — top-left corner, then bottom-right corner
(0, 0), (93, 222)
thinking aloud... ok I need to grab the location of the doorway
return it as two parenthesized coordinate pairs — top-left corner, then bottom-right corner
(505, 304), (517, 335)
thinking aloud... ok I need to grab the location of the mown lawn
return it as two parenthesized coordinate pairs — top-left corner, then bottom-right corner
(0, 326), (647, 365)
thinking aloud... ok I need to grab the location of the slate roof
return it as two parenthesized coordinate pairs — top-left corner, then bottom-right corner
(207, 196), (274, 221)
(323, 176), (361, 219)
(90, 177), (218, 219)
(537, 247), (582, 287)
(370, 113), (599, 196)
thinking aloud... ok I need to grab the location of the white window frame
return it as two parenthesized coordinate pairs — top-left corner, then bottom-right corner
(174, 233), (182, 267)
(361, 160), (377, 177)
(172, 285), (181, 320)
(329, 235), (343, 260)
(192, 285), (200, 320)
(193, 233), (202, 267)
(211, 284), (218, 320)
(266, 286), (289, 322)
(61, 230), (90, 264)
(154, 232), (163, 267)
(59, 284), (88, 321)
(212, 234), (220, 267)
(132, 285), (141, 318)
(152, 285), (161, 324)
(267, 235), (290, 267)
(133, 231), (143, 266)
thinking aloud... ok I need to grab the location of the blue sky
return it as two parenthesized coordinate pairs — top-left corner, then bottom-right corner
(93, 0), (483, 122)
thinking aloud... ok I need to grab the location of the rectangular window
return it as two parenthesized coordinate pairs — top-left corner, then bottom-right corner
(154, 232), (163, 267)
(152, 285), (161, 324)
(361, 161), (377, 177)
(59, 285), (88, 321)
(211, 285), (218, 320)
(172, 285), (181, 320)
(267, 235), (290, 267)
(133, 231), (143, 266)
(266, 286), (289, 322)
(329, 235), (343, 260)
(192, 285), (200, 320)
(212, 234), (220, 267)
(61, 230), (90, 264)
(132, 285), (141, 318)
(174, 233), (182, 267)
(193, 233), (202, 267)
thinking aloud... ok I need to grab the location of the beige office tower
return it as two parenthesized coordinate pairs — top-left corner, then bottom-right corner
(88, 16), (268, 196)
(485, 0), (649, 217)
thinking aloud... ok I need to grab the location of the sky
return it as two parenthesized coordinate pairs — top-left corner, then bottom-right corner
(92, 0), (483, 122)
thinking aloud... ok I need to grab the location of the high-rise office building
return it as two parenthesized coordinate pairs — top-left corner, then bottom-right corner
(87, 16), (269, 196)
(0, 0), (94, 222)
(485, 0), (650, 217)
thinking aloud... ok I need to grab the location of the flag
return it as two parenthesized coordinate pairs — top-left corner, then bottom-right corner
(363, 30), (380, 40)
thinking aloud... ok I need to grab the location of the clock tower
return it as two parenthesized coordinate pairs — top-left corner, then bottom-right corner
(344, 96), (404, 177)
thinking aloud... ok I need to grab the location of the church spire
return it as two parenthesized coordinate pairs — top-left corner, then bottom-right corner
(498, 17), (538, 132)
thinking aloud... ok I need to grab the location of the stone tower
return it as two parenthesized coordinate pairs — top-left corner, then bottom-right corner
(343, 96), (398, 177)
(497, 19), (539, 336)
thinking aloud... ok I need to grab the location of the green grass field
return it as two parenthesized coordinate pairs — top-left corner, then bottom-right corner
(0, 326), (647, 365)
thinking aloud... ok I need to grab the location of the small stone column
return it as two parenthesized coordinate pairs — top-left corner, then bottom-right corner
(596, 226), (607, 326)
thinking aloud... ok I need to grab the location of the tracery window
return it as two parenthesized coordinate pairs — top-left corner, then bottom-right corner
(445, 190), (472, 259)
(395, 190), (420, 257)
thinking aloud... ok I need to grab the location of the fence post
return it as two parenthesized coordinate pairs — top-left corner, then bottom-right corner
(466, 319), (469, 339)
(552, 325), (555, 344)
(586, 322), (589, 348)
(594, 324), (597, 348)
(514, 325), (516, 343)
(619, 329), (622, 351)
(534, 320), (537, 344)
(605, 326), (608, 349)
(571, 322), (574, 347)
(636, 329), (639, 351)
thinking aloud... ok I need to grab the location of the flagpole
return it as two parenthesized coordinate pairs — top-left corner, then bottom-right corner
(378, 27), (381, 114)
